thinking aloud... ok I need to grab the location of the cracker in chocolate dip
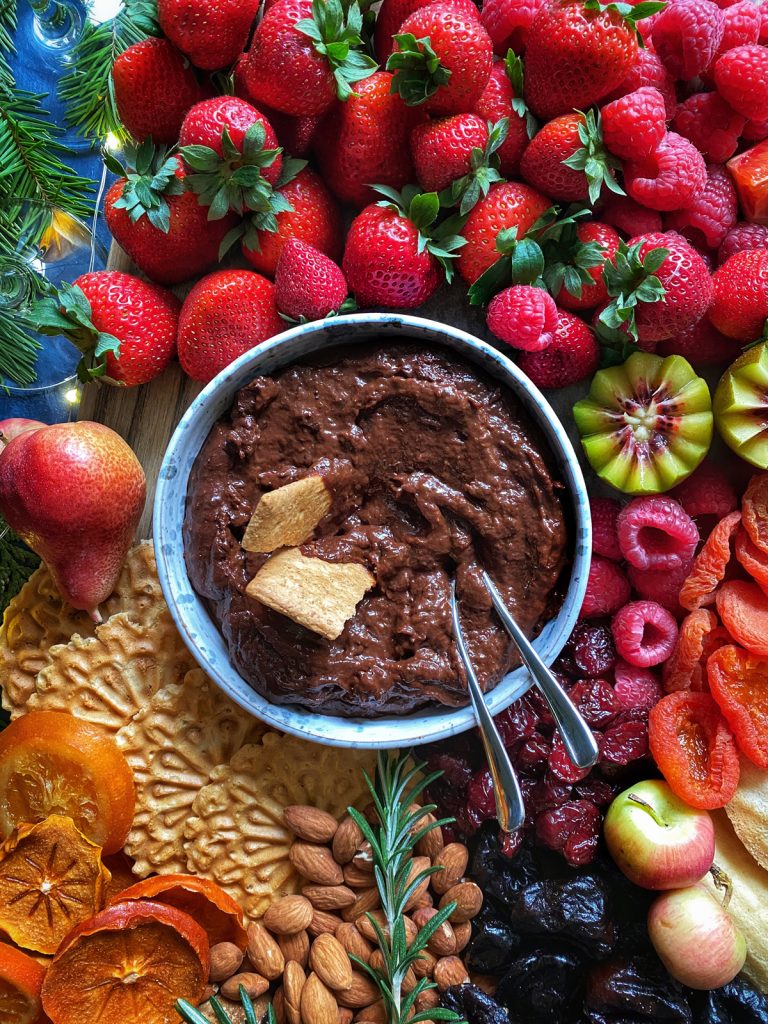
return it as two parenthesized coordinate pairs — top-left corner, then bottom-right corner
(184, 344), (568, 716)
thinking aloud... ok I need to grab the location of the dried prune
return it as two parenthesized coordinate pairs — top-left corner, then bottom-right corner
(505, 873), (617, 957)
(690, 976), (768, 1023)
(441, 983), (511, 1024)
(469, 827), (542, 904)
(496, 949), (584, 1021)
(465, 904), (521, 974)
(585, 956), (692, 1022)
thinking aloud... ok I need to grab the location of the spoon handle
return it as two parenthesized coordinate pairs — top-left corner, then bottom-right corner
(450, 583), (526, 833)
(482, 571), (599, 772)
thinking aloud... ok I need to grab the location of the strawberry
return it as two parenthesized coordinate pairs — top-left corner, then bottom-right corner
(157, 0), (260, 71)
(473, 54), (535, 179)
(457, 179), (549, 284)
(275, 239), (352, 321)
(544, 219), (621, 311)
(315, 71), (421, 208)
(375, 0), (479, 62)
(180, 96), (283, 188)
(177, 270), (284, 382)
(33, 272), (180, 386)
(709, 249), (768, 343)
(342, 186), (464, 308)
(524, 0), (662, 122)
(240, 167), (343, 277)
(104, 143), (235, 287)
(518, 309), (600, 388)
(240, 0), (377, 117)
(411, 115), (508, 214)
(387, 0), (493, 114)
(112, 37), (211, 144)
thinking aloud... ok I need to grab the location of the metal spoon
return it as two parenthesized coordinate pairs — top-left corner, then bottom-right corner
(482, 571), (600, 771)
(450, 580), (526, 832)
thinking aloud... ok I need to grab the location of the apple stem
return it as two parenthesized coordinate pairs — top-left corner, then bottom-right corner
(626, 792), (669, 828)
(710, 863), (733, 910)
(0, 431), (8, 449)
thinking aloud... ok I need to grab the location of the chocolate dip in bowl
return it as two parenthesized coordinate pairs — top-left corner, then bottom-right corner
(154, 314), (591, 748)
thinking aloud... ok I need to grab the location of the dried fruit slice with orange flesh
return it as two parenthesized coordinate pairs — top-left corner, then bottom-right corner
(679, 511), (742, 612)
(0, 711), (135, 854)
(663, 609), (725, 693)
(113, 874), (248, 949)
(709, 645), (768, 770)
(102, 851), (139, 904)
(717, 580), (768, 657)
(735, 524), (768, 595)
(0, 815), (110, 955)
(742, 472), (768, 553)
(41, 901), (209, 1024)
(0, 942), (46, 1024)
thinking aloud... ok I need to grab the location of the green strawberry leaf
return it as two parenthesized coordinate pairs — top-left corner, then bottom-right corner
(439, 118), (508, 216)
(30, 283), (124, 383)
(109, 140), (183, 235)
(386, 33), (451, 105)
(561, 109), (624, 206)
(299, 0), (378, 101)
(597, 240), (668, 341)
(504, 51), (538, 139)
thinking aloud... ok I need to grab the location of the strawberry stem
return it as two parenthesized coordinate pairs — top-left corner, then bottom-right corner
(386, 33), (451, 105)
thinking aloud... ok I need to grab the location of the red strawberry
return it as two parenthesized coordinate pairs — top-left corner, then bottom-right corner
(709, 249), (768, 342)
(523, 0), (655, 121)
(240, 0), (377, 117)
(375, 0), (479, 62)
(315, 71), (421, 208)
(177, 270), (284, 382)
(33, 272), (180, 386)
(547, 220), (621, 311)
(112, 38), (211, 144)
(157, 0), (260, 71)
(241, 167), (343, 277)
(518, 309), (600, 389)
(474, 55), (534, 178)
(656, 317), (741, 367)
(457, 179), (549, 284)
(601, 86), (667, 162)
(180, 96), (282, 187)
(387, 1), (493, 114)
(480, 0), (549, 55)
(275, 240), (351, 321)
(104, 145), (235, 286)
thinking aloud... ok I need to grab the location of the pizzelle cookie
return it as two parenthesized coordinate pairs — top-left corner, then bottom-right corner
(726, 755), (768, 872)
(184, 732), (376, 920)
(117, 670), (266, 878)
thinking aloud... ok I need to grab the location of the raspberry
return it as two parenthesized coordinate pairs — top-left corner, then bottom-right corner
(568, 677), (620, 727)
(624, 132), (708, 213)
(651, 0), (724, 79)
(669, 461), (739, 520)
(719, 223), (768, 264)
(486, 285), (558, 351)
(579, 556), (632, 619)
(535, 799), (601, 866)
(656, 316), (741, 367)
(517, 309), (600, 389)
(601, 87), (667, 162)
(570, 622), (617, 677)
(612, 600), (679, 667)
(614, 660), (664, 712)
(626, 560), (692, 617)
(715, 44), (768, 121)
(590, 496), (623, 561)
(598, 193), (663, 237)
(599, 717), (650, 764)
(743, 116), (768, 142)
(715, 0), (762, 57)
(672, 92), (746, 164)
(665, 163), (738, 251)
(604, 47), (678, 119)
(480, 0), (547, 54)
(761, 4), (768, 43)
(617, 496), (700, 571)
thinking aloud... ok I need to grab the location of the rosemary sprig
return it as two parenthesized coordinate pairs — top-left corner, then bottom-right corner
(348, 753), (464, 1024)
(176, 986), (277, 1024)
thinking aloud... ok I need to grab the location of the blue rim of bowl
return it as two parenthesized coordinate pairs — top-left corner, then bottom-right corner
(154, 312), (592, 748)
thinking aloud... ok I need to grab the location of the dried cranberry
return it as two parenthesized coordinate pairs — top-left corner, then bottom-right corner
(572, 622), (618, 677)
(569, 678), (621, 728)
(425, 750), (474, 788)
(467, 767), (498, 828)
(574, 776), (619, 807)
(600, 719), (649, 765)
(536, 799), (602, 866)
(516, 732), (552, 775)
(499, 829), (524, 858)
(524, 687), (557, 730)
(549, 734), (593, 783)
(527, 774), (573, 816)
(495, 701), (539, 749)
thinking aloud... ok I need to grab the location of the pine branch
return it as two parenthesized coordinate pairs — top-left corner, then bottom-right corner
(0, 241), (50, 387)
(0, 0), (16, 87)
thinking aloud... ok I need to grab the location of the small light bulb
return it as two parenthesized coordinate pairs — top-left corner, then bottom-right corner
(104, 131), (120, 155)
(64, 387), (79, 404)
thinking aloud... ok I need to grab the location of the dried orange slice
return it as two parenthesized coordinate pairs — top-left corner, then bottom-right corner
(41, 900), (209, 1024)
(0, 711), (135, 854)
(113, 874), (248, 949)
(0, 943), (46, 1024)
(102, 851), (139, 904)
(0, 815), (110, 955)
(742, 473), (768, 554)
(717, 580), (768, 657)
(679, 511), (741, 612)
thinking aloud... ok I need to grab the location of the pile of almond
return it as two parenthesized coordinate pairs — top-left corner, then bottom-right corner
(201, 802), (482, 1024)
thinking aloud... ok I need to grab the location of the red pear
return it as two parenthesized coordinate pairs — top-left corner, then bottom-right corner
(0, 421), (146, 619)
(0, 418), (45, 442)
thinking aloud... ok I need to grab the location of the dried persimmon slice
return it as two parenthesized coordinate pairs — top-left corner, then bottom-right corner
(41, 900), (209, 1024)
(663, 609), (721, 693)
(0, 943), (46, 1024)
(708, 644), (768, 769)
(742, 472), (768, 554)
(735, 524), (768, 594)
(717, 580), (768, 657)
(679, 511), (742, 612)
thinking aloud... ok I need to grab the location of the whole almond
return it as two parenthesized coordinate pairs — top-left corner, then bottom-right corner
(220, 972), (269, 1001)
(416, 988), (440, 1013)
(351, 843), (374, 870)
(284, 961), (306, 1024)
(439, 881), (483, 923)
(209, 941), (244, 982)
(336, 971), (380, 1009)
(279, 929), (311, 967)
(412, 949), (437, 979)
(303, 885), (356, 911)
(415, 813), (444, 861)
(353, 999), (386, 1023)
(338, 1010), (353, 1024)
(201, 984), (217, 1002)
(368, 949), (385, 974)
(342, 888), (380, 922)
(453, 920), (472, 952)
(264, 895), (314, 935)
(310, 933), (354, 991)
(333, 816), (363, 865)
(431, 843), (468, 896)
(356, 910), (416, 945)
(411, 907), (456, 957)
(309, 909), (343, 937)
(335, 923), (373, 964)
(403, 856), (433, 911)
(472, 974), (498, 996)
(342, 863), (374, 889)
(291, 842), (344, 886)
(409, 890), (434, 911)
(401, 965), (417, 994)
(284, 805), (339, 844)
(247, 922), (285, 980)
(301, 972), (338, 1024)
(274, 987), (287, 1024)
(433, 955), (470, 992)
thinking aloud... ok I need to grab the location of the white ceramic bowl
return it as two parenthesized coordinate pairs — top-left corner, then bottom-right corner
(154, 313), (591, 748)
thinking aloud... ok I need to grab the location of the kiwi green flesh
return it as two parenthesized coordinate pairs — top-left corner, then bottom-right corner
(714, 347), (768, 468)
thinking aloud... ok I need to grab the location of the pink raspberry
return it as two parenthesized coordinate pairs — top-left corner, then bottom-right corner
(743, 116), (768, 142)
(598, 193), (662, 236)
(617, 496), (700, 571)
(719, 222), (768, 264)
(486, 285), (558, 351)
(624, 132), (708, 212)
(715, 0), (762, 57)
(605, 47), (678, 119)
(651, 0), (724, 79)
(614, 660), (664, 712)
(480, 0), (548, 54)
(517, 310), (600, 389)
(601, 87), (667, 162)
(626, 560), (692, 617)
(612, 600), (679, 667)
(761, 4), (768, 44)
(656, 316), (741, 367)
(672, 92), (746, 164)
(579, 555), (631, 619)
(590, 496), (623, 561)
(669, 461), (739, 519)
(715, 45), (768, 120)
(665, 163), (738, 251)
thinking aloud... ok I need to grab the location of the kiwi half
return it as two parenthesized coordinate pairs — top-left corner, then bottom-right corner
(714, 342), (768, 469)
(573, 351), (713, 495)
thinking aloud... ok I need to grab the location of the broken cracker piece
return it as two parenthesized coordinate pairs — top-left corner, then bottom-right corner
(246, 548), (374, 641)
(242, 476), (331, 553)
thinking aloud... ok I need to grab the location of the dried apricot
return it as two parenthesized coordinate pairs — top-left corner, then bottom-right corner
(708, 645), (768, 770)
(663, 609), (721, 693)
(0, 943), (46, 1024)
(717, 579), (768, 657)
(735, 524), (768, 594)
(648, 691), (740, 809)
(742, 473), (768, 554)
(0, 815), (110, 955)
(679, 511), (742, 611)
(41, 900), (209, 1024)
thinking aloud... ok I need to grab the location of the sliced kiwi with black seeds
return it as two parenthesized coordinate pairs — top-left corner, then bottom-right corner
(573, 351), (713, 495)
(714, 341), (768, 470)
